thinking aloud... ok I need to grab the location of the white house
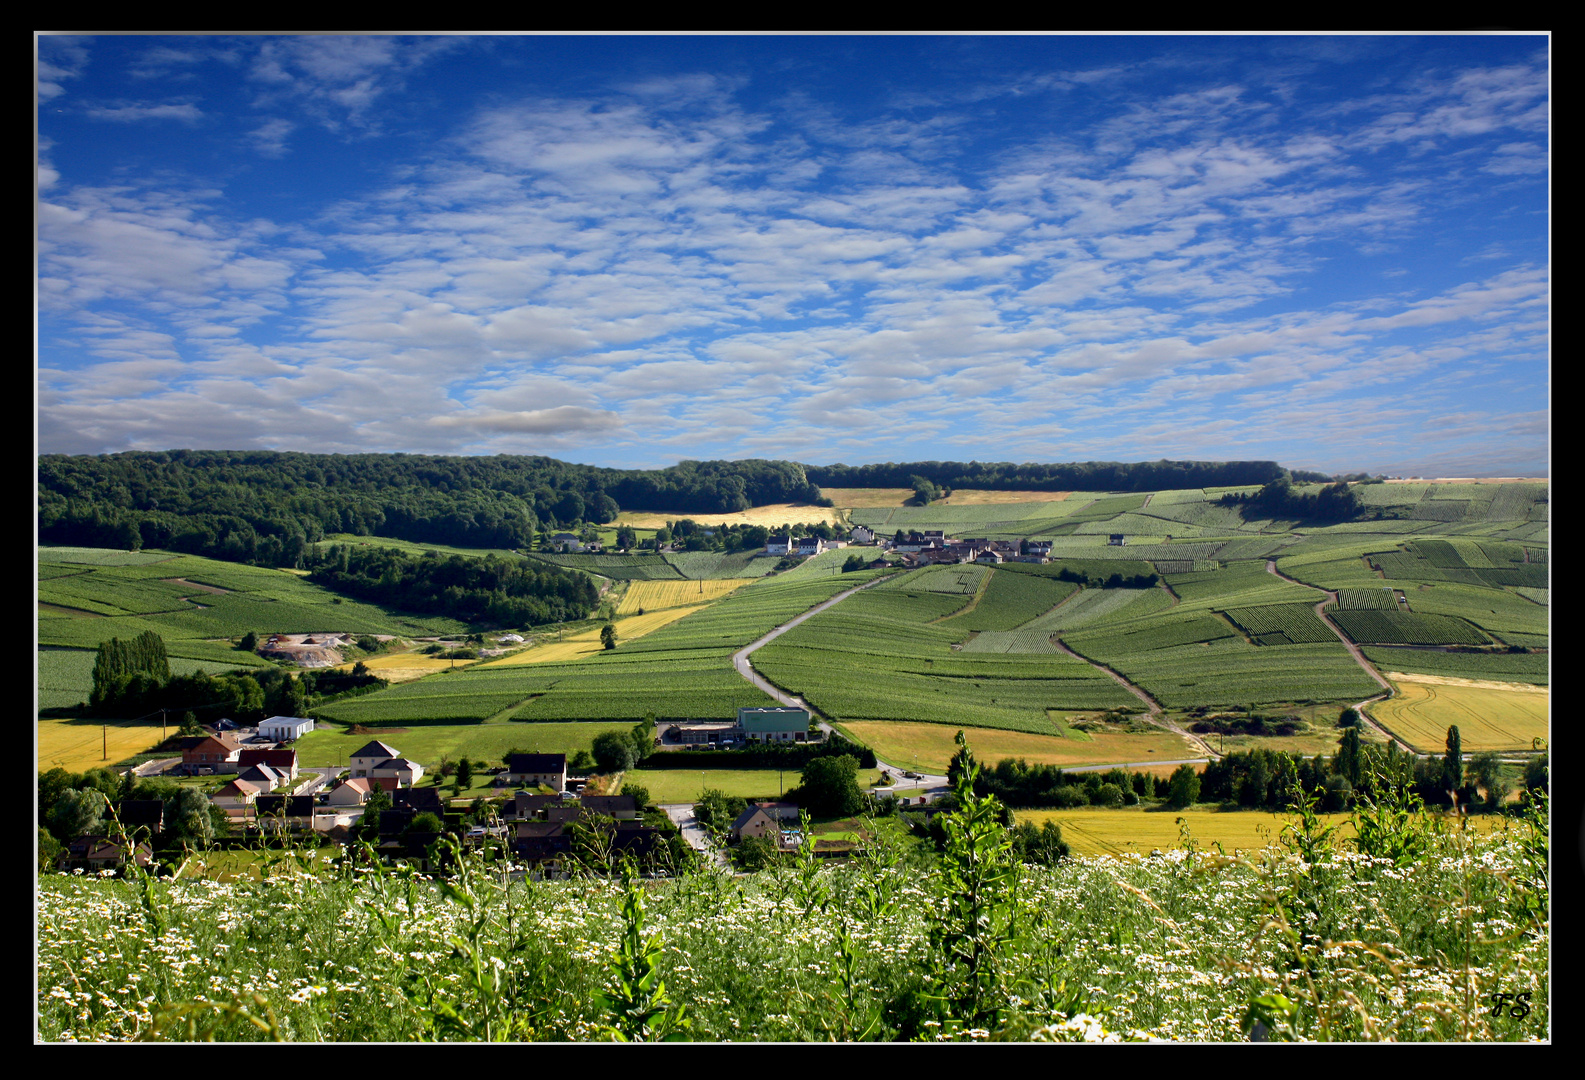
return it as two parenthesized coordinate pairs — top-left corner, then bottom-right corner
(849, 525), (875, 544)
(260, 716), (314, 742)
(326, 777), (374, 807)
(370, 757), (425, 787)
(765, 534), (794, 555)
(349, 740), (421, 783)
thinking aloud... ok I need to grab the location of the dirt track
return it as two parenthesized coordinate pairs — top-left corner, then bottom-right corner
(1263, 558), (1403, 749)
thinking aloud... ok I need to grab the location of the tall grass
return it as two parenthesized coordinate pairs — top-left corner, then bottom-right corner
(37, 779), (1548, 1042)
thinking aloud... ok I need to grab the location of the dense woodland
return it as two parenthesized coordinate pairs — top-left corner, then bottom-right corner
(37, 452), (822, 563)
(806, 459), (1289, 493)
(39, 452), (1326, 571)
(305, 544), (600, 627)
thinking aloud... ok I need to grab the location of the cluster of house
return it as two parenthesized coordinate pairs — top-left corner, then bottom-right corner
(59, 733), (671, 878)
(885, 534), (1056, 567)
(498, 758), (660, 876)
(763, 534), (845, 557)
(666, 707), (819, 747)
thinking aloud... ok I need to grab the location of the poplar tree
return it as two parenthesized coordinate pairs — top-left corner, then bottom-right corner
(1442, 725), (1463, 794)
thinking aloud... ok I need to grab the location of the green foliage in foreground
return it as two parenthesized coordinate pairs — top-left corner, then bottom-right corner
(37, 778), (1547, 1042)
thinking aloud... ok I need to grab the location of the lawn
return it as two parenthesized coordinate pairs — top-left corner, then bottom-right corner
(625, 767), (884, 805)
(292, 720), (638, 771)
(834, 720), (1196, 775)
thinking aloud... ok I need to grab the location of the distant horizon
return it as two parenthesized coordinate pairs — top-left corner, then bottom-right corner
(32, 444), (1547, 482)
(38, 34), (1549, 477)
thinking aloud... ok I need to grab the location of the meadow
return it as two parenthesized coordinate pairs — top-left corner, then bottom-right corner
(624, 767), (885, 804)
(35, 786), (1549, 1043)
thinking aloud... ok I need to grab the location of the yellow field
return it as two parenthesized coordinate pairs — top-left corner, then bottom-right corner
(821, 487), (1073, 508)
(331, 651), (477, 684)
(38, 717), (166, 772)
(617, 578), (748, 615)
(1013, 806), (1507, 858)
(1369, 677), (1549, 753)
(613, 503), (844, 530)
(836, 720), (1196, 775)
(477, 605), (708, 666)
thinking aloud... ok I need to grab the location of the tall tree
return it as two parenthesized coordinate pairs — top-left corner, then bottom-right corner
(1335, 726), (1362, 787)
(1165, 764), (1201, 810)
(1442, 725), (1464, 794)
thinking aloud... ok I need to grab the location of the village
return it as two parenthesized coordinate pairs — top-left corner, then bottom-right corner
(51, 703), (902, 879)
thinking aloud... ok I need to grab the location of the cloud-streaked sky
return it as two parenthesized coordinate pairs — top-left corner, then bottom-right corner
(36, 33), (1549, 476)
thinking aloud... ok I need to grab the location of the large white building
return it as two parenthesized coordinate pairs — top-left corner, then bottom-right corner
(260, 715), (314, 741)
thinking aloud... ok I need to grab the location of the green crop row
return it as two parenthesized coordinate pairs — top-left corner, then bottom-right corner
(1220, 603), (1336, 644)
(937, 570), (1076, 633)
(1336, 588), (1401, 610)
(1360, 646), (1548, 685)
(1330, 610), (1490, 646)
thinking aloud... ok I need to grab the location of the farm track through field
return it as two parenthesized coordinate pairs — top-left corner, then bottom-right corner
(1265, 558), (1400, 749)
(1051, 641), (1217, 760)
(930, 567), (992, 624)
(161, 577), (231, 595)
(730, 576), (895, 719)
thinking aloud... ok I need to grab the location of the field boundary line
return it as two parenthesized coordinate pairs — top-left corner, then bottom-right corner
(931, 566), (993, 624)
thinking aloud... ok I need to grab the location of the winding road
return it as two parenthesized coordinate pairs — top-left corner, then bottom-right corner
(1263, 558), (1406, 751)
(729, 575), (892, 715)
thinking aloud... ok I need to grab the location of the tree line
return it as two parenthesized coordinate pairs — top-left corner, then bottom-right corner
(1218, 476), (1365, 522)
(42, 452), (1337, 572)
(38, 451), (825, 567)
(806, 459), (1289, 494)
(306, 544), (599, 627)
(82, 632), (385, 721)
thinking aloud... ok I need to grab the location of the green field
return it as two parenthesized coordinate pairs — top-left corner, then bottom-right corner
(38, 482), (1547, 746)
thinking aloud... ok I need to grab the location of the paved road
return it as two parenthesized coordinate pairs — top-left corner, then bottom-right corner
(660, 803), (730, 869)
(729, 575), (893, 728)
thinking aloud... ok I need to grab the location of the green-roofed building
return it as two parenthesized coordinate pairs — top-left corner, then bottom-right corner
(737, 706), (814, 744)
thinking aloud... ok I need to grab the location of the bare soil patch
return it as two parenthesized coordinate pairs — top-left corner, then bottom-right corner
(1384, 671), (1548, 694)
(162, 577), (232, 594)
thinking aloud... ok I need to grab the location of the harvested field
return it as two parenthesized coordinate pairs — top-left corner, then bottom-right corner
(612, 503), (844, 530)
(822, 487), (1073, 508)
(1368, 678), (1549, 753)
(38, 717), (166, 772)
(836, 720), (1195, 775)
(331, 651), (476, 683)
(617, 578), (748, 615)
(1015, 807), (1509, 858)
(1385, 671), (1548, 694)
(476, 605), (709, 666)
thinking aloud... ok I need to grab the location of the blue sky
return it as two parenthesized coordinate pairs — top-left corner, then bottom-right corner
(36, 33), (1549, 477)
